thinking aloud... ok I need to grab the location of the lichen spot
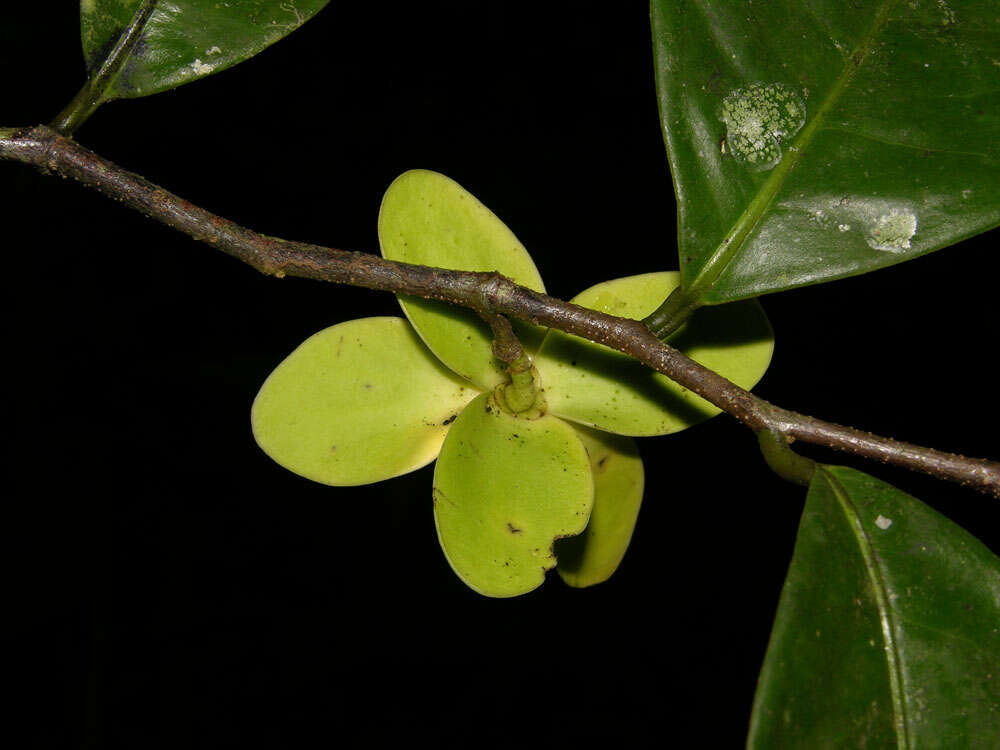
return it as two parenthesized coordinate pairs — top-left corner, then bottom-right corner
(866, 210), (917, 253)
(190, 59), (215, 76)
(719, 83), (806, 171)
(875, 515), (893, 530)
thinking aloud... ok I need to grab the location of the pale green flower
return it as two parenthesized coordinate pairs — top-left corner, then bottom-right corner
(252, 171), (773, 596)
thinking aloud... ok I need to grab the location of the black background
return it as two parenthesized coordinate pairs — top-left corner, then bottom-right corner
(5, 3), (998, 747)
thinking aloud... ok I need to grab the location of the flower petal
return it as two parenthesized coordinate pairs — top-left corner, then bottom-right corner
(534, 272), (774, 435)
(433, 393), (593, 597)
(557, 426), (644, 588)
(252, 317), (476, 486)
(378, 169), (546, 390)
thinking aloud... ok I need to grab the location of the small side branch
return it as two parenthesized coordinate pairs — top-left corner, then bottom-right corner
(481, 312), (524, 366)
(2, 125), (998, 497)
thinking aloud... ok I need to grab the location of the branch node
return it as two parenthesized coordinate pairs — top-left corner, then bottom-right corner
(479, 271), (512, 314)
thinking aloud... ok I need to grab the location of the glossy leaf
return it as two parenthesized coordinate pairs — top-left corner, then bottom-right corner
(534, 272), (773, 435)
(651, 0), (1000, 304)
(378, 170), (546, 391)
(433, 392), (593, 598)
(81, 0), (329, 99)
(251, 317), (475, 486)
(748, 466), (1000, 748)
(556, 426), (644, 588)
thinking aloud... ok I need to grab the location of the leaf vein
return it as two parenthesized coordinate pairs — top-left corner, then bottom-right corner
(822, 468), (911, 750)
(822, 125), (995, 160)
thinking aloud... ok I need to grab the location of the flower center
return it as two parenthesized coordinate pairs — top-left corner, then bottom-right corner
(492, 352), (546, 419)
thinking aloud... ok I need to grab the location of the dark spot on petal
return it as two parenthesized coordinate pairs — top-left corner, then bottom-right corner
(507, 523), (522, 534)
(442, 414), (457, 425)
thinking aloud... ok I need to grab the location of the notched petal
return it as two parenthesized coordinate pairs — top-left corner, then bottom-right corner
(433, 393), (594, 597)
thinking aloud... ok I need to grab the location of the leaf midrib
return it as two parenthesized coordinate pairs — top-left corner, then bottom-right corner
(89, 0), (160, 104)
(822, 468), (910, 750)
(685, 0), (899, 304)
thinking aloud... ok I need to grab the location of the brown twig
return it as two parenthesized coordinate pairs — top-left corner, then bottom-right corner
(2, 124), (998, 497)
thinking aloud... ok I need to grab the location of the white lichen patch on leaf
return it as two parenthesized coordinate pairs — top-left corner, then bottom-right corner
(875, 515), (894, 530)
(190, 59), (215, 76)
(866, 210), (917, 253)
(279, 1), (308, 29)
(781, 195), (918, 254)
(719, 83), (806, 171)
(936, 0), (957, 26)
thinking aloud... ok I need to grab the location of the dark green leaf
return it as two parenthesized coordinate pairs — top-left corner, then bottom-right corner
(748, 466), (1000, 748)
(81, 0), (330, 100)
(651, 0), (1000, 304)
